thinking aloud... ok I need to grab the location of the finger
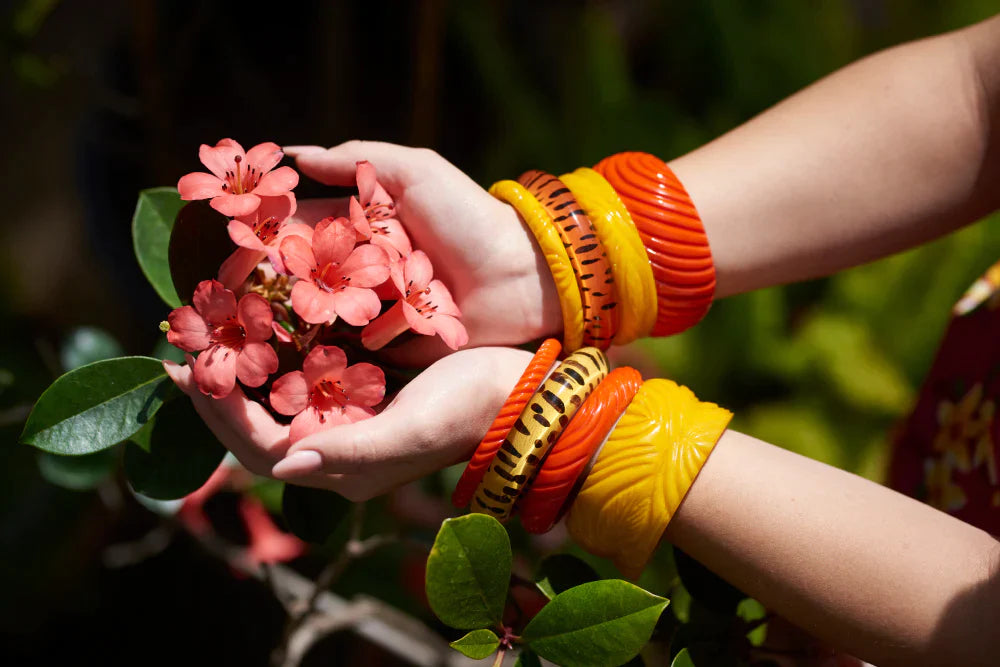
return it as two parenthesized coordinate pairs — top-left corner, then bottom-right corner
(290, 197), (349, 226)
(288, 140), (428, 190)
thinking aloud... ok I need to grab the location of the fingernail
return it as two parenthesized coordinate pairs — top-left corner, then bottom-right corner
(272, 450), (323, 478)
(282, 145), (325, 156)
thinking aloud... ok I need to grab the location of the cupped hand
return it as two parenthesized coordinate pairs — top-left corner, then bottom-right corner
(164, 346), (534, 501)
(283, 141), (561, 365)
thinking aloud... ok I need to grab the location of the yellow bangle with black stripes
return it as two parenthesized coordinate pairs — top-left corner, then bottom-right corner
(490, 180), (584, 352)
(471, 346), (609, 521)
(560, 168), (657, 344)
(565, 378), (732, 580)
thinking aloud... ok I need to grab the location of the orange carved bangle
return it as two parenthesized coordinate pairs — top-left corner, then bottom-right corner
(518, 366), (644, 534)
(519, 170), (619, 349)
(593, 152), (715, 336)
(451, 338), (562, 508)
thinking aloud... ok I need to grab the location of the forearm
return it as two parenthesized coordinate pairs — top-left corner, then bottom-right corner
(666, 430), (1000, 666)
(671, 14), (1000, 298)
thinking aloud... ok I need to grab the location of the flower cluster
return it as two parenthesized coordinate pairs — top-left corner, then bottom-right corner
(168, 138), (468, 442)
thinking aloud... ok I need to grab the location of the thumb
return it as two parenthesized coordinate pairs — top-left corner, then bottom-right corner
(284, 140), (425, 191)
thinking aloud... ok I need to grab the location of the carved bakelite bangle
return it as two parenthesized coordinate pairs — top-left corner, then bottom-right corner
(566, 379), (732, 579)
(518, 170), (618, 350)
(471, 347), (609, 522)
(594, 152), (716, 336)
(560, 168), (657, 345)
(518, 366), (644, 534)
(451, 338), (562, 509)
(490, 180), (584, 351)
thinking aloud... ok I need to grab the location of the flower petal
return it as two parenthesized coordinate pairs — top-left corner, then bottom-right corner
(332, 287), (381, 326)
(193, 344), (238, 398)
(270, 371), (309, 416)
(279, 235), (317, 280)
(193, 280), (237, 325)
(312, 217), (356, 268)
(245, 142), (284, 175)
(355, 161), (392, 207)
(340, 244), (390, 288)
(167, 305), (210, 351)
(430, 314), (469, 350)
(289, 406), (349, 444)
(402, 301), (435, 336)
(235, 341), (278, 387)
(403, 250), (433, 291)
(199, 141), (243, 180)
(177, 172), (225, 200)
(218, 247), (267, 290)
(361, 301), (409, 350)
(348, 197), (373, 240)
(342, 404), (377, 423)
(340, 363), (386, 407)
(227, 220), (267, 251)
(237, 293), (274, 341)
(238, 193), (295, 227)
(303, 345), (348, 387)
(426, 279), (462, 317)
(254, 166), (299, 196)
(371, 217), (412, 257)
(290, 279), (338, 324)
(211, 193), (261, 218)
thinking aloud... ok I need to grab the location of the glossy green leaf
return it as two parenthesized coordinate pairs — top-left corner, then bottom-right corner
(60, 327), (125, 372)
(132, 187), (185, 308)
(168, 200), (234, 304)
(521, 580), (667, 667)
(37, 447), (119, 491)
(449, 629), (500, 660)
(536, 553), (600, 600)
(20, 357), (171, 455)
(513, 649), (541, 667)
(123, 397), (226, 499)
(425, 514), (511, 630)
(281, 483), (351, 544)
(671, 648), (695, 667)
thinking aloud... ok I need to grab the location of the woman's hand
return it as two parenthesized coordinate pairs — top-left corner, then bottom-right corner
(164, 347), (534, 501)
(284, 141), (561, 365)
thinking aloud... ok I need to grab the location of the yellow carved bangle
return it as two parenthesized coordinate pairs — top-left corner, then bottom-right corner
(560, 168), (657, 343)
(565, 378), (732, 579)
(472, 347), (609, 521)
(489, 180), (584, 352)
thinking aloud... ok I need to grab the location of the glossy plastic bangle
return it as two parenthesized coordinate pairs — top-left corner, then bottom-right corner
(594, 152), (716, 337)
(472, 347), (609, 521)
(518, 366), (643, 534)
(566, 379), (732, 579)
(519, 170), (618, 349)
(451, 338), (562, 509)
(560, 168), (657, 344)
(490, 180), (584, 351)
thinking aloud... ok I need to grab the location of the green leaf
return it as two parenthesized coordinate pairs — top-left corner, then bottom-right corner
(152, 335), (186, 364)
(514, 649), (541, 667)
(60, 327), (125, 372)
(20, 357), (171, 455)
(123, 397), (226, 499)
(671, 648), (695, 667)
(281, 484), (351, 544)
(132, 187), (185, 308)
(536, 553), (600, 600)
(521, 580), (668, 667)
(425, 514), (511, 630)
(449, 629), (500, 660)
(37, 447), (119, 491)
(168, 200), (235, 304)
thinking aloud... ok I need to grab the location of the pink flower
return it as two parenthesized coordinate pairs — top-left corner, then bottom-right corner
(177, 138), (299, 217)
(216, 194), (310, 288)
(280, 217), (390, 326)
(347, 161), (412, 258)
(269, 345), (385, 444)
(239, 496), (306, 565)
(167, 280), (278, 398)
(361, 250), (468, 350)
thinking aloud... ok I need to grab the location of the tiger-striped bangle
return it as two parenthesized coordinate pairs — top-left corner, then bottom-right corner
(471, 347), (609, 521)
(560, 168), (657, 345)
(518, 170), (618, 350)
(490, 181), (584, 351)
(594, 152), (716, 337)
(565, 379), (732, 580)
(451, 338), (562, 509)
(518, 366), (643, 534)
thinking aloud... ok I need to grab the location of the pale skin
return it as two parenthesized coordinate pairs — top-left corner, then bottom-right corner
(164, 13), (1000, 666)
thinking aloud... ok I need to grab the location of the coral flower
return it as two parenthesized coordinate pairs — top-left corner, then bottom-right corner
(270, 345), (386, 444)
(361, 250), (468, 350)
(280, 217), (390, 326)
(177, 138), (299, 217)
(216, 194), (309, 288)
(348, 161), (411, 258)
(167, 280), (278, 398)
(239, 496), (306, 565)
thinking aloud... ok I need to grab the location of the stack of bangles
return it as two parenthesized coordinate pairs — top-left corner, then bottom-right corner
(452, 339), (732, 580)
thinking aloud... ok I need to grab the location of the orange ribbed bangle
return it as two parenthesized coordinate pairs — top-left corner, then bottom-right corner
(518, 366), (643, 534)
(519, 170), (618, 349)
(451, 339), (562, 508)
(593, 152), (715, 336)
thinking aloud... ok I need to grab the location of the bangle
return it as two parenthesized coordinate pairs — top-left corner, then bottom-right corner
(472, 347), (609, 521)
(565, 378), (732, 579)
(490, 180), (584, 351)
(518, 170), (618, 349)
(451, 339), (562, 509)
(594, 152), (716, 336)
(518, 366), (643, 534)
(560, 168), (657, 344)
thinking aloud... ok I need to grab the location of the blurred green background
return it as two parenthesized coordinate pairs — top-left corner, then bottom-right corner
(2, 0), (998, 664)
